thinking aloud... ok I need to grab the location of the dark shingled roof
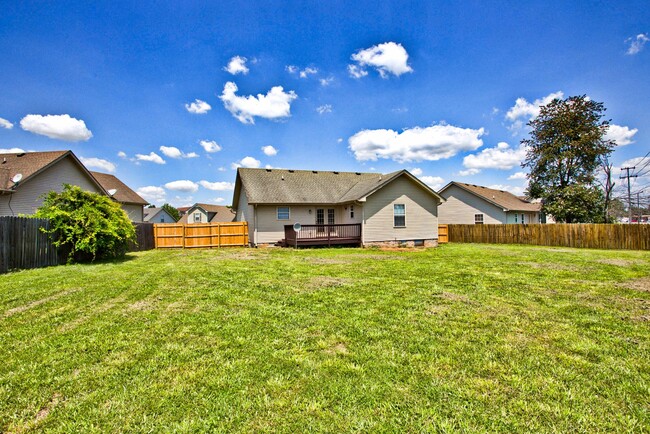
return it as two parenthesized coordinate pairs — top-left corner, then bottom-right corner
(439, 182), (541, 212)
(233, 168), (443, 206)
(0, 150), (70, 190)
(90, 171), (148, 205)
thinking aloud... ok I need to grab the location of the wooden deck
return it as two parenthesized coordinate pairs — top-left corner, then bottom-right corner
(283, 224), (361, 247)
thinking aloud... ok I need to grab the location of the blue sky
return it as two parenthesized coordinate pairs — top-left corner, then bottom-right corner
(0, 1), (648, 206)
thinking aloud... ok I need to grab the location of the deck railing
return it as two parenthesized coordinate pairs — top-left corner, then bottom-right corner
(284, 224), (361, 247)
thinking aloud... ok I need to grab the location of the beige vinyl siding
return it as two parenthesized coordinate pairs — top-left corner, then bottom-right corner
(188, 208), (208, 223)
(121, 204), (143, 222)
(235, 188), (255, 242)
(363, 176), (439, 242)
(254, 205), (316, 244)
(438, 185), (506, 224)
(505, 211), (541, 224)
(0, 156), (102, 216)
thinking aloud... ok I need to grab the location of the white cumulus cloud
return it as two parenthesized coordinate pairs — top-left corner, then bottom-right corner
(224, 56), (249, 75)
(316, 104), (332, 114)
(213, 197), (226, 204)
(506, 91), (564, 123)
(319, 77), (334, 86)
(410, 168), (423, 176)
(0, 147), (25, 153)
(459, 168), (480, 176)
(348, 124), (485, 163)
(135, 152), (165, 165)
(81, 157), (116, 173)
(349, 42), (413, 78)
(117, 151), (127, 159)
(137, 186), (166, 203)
(626, 33), (649, 55)
(185, 99), (211, 114)
(231, 156), (261, 169)
(0, 117), (13, 129)
(261, 145), (277, 156)
(159, 146), (198, 159)
(219, 81), (297, 124)
(20, 114), (92, 142)
(462, 142), (528, 174)
(605, 124), (638, 146)
(198, 180), (235, 191)
(489, 184), (526, 196)
(508, 172), (528, 180)
(300, 67), (318, 78)
(199, 140), (222, 153)
(164, 180), (199, 192)
(420, 176), (445, 191)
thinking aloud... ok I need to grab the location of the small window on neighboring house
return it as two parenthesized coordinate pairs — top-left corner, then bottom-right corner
(350, 205), (354, 219)
(514, 214), (518, 223)
(394, 204), (406, 227)
(160, 217), (164, 223)
(277, 206), (290, 220)
(475, 214), (484, 224)
(194, 212), (201, 223)
(521, 213), (525, 224)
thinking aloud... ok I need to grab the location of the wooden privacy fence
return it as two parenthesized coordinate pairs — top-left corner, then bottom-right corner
(130, 223), (155, 252)
(445, 223), (650, 250)
(0, 216), (65, 273)
(154, 222), (249, 248)
(438, 224), (449, 244)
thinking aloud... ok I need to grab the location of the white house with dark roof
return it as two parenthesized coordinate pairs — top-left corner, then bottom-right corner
(233, 168), (444, 247)
(437, 181), (549, 224)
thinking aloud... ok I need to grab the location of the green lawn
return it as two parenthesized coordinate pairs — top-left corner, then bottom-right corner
(1, 244), (649, 433)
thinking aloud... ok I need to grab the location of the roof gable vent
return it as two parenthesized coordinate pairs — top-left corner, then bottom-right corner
(288, 170), (294, 173)
(266, 168), (272, 172)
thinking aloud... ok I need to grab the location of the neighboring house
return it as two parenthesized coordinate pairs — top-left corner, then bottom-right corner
(90, 171), (148, 222)
(0, 150), (106, 216)
(178, 203), (236, 224)
(232, 168), (444, 247)
(143, 207), (178, 223)
(437, 181), (548, 224)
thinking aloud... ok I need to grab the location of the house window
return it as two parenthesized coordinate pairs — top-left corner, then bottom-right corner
(328, 209), (335, 225)
(514, 214), (517, 223)
(277, 207), (290, 220)
(194, 212), (201, 223)
(350, 205), (354, 219)
(521, 214), (525, 224)
(394, 204), (406, 227)
(160, 217), (164, 223)
(474, 214), (484, 224)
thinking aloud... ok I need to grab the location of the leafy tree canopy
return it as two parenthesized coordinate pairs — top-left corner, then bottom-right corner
(522, 95), (615, 223)
(161, 203), (181, 222)
(35, 184), (136, 262)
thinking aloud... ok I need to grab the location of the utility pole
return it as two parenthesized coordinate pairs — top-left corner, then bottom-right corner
(620, 167), (637, 223)
(638, 190), (644, 224)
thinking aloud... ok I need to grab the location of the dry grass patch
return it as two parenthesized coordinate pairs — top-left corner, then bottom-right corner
(618, 276), (650, 292)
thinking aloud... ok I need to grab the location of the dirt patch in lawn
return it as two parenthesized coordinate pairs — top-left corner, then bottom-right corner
(598, 258), (643, 267)
(324, 342), (348, 355)
(304, 276), (351, 291)
(2, 288), (81, 319)
(59, 295), (127, 332)
(618, 276), (650, 292)
(6, 392), (63, 433)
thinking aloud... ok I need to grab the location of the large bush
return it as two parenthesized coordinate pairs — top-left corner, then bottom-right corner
(36, 184), (136, 262)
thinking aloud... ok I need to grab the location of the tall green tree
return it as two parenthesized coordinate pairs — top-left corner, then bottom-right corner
(522, 95), (615, 223)
(36, 184), (136, 262)
(161, 203), (181, 221)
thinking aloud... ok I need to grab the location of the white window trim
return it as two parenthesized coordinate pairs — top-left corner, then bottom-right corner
(394, 204), (406, 228)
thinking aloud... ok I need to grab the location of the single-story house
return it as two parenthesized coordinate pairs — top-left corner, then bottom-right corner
(90, 171), (148, 222)
(437, 181), (548, 224)
(143, 207), (178, 223)
(232, 168), (444, 247)
(178, 203), (236, 224)
(0, 150), (147, 222)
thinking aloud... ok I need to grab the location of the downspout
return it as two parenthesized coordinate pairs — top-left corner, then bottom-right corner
(253, 204), (258, 246)
(361, 203), (365, 246)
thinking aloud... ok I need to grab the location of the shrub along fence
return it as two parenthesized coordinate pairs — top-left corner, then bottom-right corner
(154, 222), (249, 248)
(445, 223), (650, 250)
(1, 217), (156, 274)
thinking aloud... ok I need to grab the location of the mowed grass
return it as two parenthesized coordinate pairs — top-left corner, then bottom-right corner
(1, 244), (649, 433)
